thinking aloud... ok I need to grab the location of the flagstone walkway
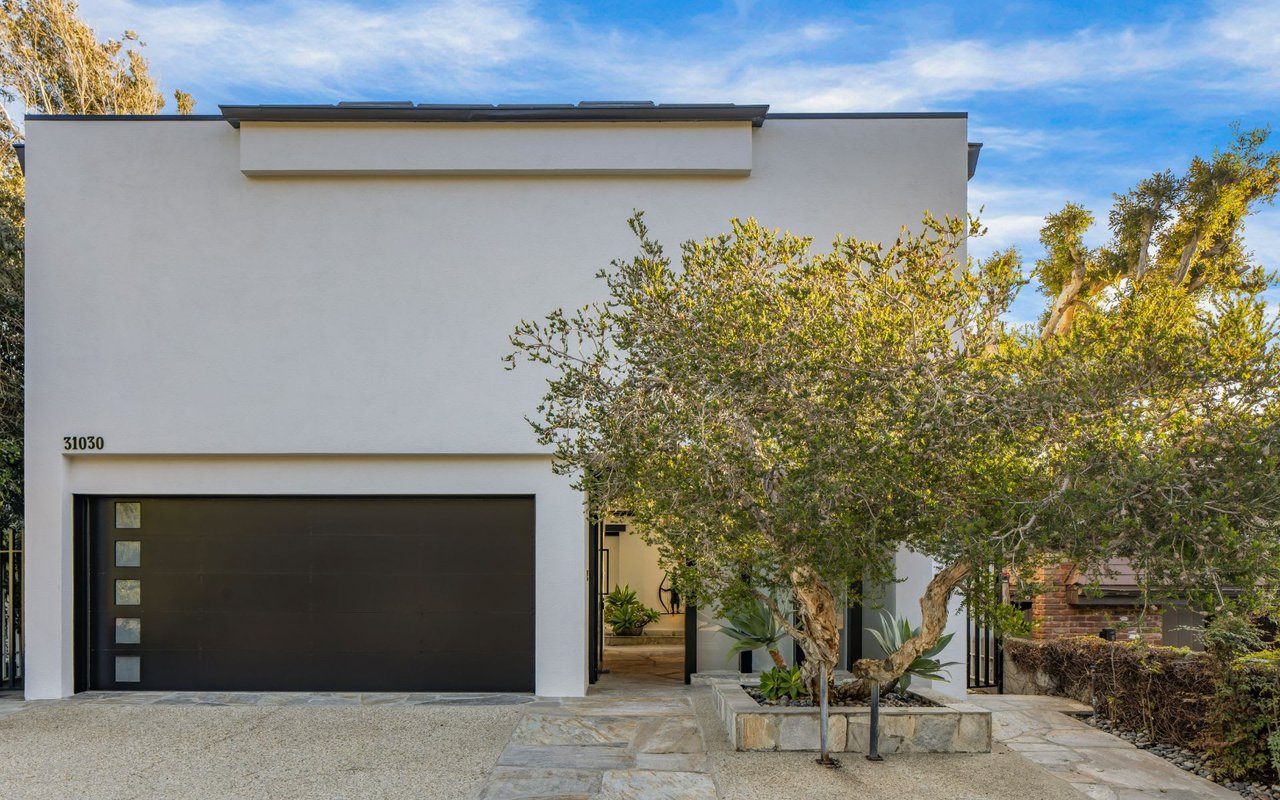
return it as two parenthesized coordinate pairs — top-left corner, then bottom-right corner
(968, 694), (1238, 800)
(479, 675), (717, 800)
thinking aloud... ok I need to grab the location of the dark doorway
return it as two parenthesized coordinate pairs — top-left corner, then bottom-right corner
(588, 517), (693, 685)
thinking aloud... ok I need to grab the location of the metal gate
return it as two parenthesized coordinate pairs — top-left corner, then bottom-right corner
(966, 614), (1002, 691)
(966, 569), (1005, 692)
(1, 524), (19, 689)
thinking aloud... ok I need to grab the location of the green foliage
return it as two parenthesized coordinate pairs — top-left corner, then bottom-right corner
(757, 665), (807, 701)
(603, 585), (661, 635)
(1268, 731), (1280, 777)
(1206, 651), (1280, 782)
(1202, 613), (1266, 662)
(866, 611), (959, 691)
(509, 209), (1033, 683)
(719, 597), (785, 663)
(510, 128), (1280, 692)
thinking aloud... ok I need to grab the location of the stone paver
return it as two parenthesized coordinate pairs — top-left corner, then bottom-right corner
(968, 694), (1238, 800)
(602, 645), (686, 683)
(480, 675), (715, 800)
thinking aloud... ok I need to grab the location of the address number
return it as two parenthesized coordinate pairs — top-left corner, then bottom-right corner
(63, 436), (105, 451)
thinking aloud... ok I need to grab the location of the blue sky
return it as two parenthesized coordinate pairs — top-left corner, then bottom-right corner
(72, 0), (1280, 323)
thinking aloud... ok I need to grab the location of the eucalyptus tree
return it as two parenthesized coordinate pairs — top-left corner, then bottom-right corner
(0, 0), (192, 534)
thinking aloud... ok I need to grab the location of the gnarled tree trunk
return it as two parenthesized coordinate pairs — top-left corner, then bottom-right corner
(845, 561), (972, 697)
(789, 566), (842, 696)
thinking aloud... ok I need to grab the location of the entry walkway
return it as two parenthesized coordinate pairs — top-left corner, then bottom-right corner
(968, 694), (1238, 800)
(480, 674), (1086, 800)
(479, 674), (716, 799)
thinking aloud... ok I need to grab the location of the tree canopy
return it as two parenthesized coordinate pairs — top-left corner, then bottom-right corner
(0, 0), (191, 536)
(510, 129), (1280, 695)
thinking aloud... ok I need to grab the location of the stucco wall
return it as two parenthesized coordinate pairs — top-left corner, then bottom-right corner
(24, 114), (970, 699)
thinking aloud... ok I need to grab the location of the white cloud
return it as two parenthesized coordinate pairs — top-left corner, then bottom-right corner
(75, 0), (542, 100)
(68, 0), (1280, 114)
(1207, 0), (1280, 77)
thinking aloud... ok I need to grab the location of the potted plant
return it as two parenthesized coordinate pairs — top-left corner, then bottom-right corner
(605, 585), (662, 635)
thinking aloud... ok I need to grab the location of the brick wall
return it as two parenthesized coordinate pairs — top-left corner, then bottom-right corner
(1031, 563), (1163, 643)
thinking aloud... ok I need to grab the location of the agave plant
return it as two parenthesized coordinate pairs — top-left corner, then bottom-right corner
(867, 610), (960, 692)
(720, 597), (788, 670)
(604, 585), (662, 635)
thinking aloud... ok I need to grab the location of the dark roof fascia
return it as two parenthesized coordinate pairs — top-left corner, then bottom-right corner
(12, 143), (23, 175)
(24, 114), (224, 121)
(765, 111), (967, 119)
(968, 142), (983, 180)
(1066, 586), (1240, 606)
(218, 103), (771, 128)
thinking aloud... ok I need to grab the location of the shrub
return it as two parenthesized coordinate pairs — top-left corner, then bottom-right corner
(867, 611), (960, 692)
(1202, 613), (1266, 662)
(1204, 650), (1280, 782)
(604, 585), (661, 635)
(1004, 636), (1214, 748)
(1006, 636), (1280, 784)
(719, 598), (787, 670)
(758, 665), (807, 701)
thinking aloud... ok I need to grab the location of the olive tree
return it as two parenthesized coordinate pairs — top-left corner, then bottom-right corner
(508, 132), (1280, 695)
(508, 213), (1030, 693)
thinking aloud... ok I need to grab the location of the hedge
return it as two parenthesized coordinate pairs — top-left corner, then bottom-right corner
(1005, 637), (1279, 783)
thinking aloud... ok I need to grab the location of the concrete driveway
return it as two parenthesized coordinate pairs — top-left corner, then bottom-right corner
(0, 685), (1089, 800)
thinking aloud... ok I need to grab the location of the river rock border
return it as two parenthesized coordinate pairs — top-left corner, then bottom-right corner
(710, 681), (992, 753)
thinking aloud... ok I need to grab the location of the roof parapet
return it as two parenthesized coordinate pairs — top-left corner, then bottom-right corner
(219, 101), (771, 128)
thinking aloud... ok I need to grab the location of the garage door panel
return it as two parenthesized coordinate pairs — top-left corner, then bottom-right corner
(135, 572), (210, 610)
(420, 572), (533, 612)
(139, 499), (312, 539)
(129, 611), (205, 649)
(427, 536), (533, 575)
(199, 573), (321, 611)
(308, 534), (426, 574)
(307, 572), (437, 613)
(131, 535), (205, 573)
(198, 611), (321, 651)
(200, 532), (315, 574)
(86, 496), (536, 692)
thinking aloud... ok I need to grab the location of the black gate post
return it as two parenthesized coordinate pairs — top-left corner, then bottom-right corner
(684, 603), (697, 684)
(588, 517), (601, 684)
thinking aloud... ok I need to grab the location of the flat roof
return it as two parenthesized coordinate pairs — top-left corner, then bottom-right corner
(24, 104), (971, 129)
(218, 101), (773, 128)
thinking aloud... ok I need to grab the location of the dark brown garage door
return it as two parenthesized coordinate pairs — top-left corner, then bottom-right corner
(83, 496), (534, 692)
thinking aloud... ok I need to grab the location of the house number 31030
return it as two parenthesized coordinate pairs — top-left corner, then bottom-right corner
(63, 436), (105, 451)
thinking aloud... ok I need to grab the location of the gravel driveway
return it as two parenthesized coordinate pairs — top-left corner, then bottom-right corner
(0, 695), (523, 800)
(0, 687), (1090, 800)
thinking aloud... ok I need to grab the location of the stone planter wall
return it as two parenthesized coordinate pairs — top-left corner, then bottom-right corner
(711, 681), (991, 754)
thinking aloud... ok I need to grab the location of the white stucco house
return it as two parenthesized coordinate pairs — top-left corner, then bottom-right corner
(22, 101), (979, 700)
